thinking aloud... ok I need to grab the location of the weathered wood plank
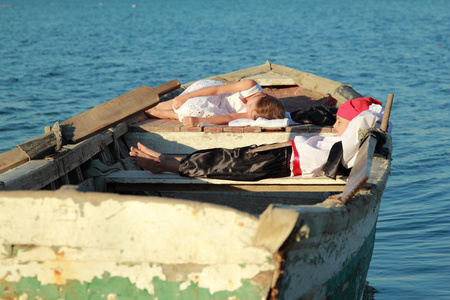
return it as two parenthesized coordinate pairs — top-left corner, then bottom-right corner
(0, 124), (62, 174)
(341, 94), (393, 204)
(153, 79), (181, 96)
(18, 130), (60, 159)
(0, 130), (116, 190)
(380, 94), (394, 131)
(123, 131), (298, 156)
(105, 170), (347, 193)
(340, 135), (377, 204)
(60, 80), (180, 144)
(60, 85), (159, 143)
(136, 119), (182, 132)
(0, 81), (180, 174)
(112, 183), (346, 193)
(106, 171), (348, 185)
(0, 147), (29, 174)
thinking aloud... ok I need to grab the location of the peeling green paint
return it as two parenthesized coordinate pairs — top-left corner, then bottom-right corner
(1, 273), (268, 300)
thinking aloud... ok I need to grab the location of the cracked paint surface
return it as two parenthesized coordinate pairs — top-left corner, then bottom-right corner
(0, 191), (297, 299)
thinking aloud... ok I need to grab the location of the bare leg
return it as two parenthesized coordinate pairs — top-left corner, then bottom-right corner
(129, 147), (180, 174)
(154, 100), (174, 110)
(144, 100), (179, 119)
(145, 108), (179, 119)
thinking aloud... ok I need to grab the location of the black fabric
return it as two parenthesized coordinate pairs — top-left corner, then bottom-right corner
(323, 141), (351, 179)
(323, 141), (343, 179)
(290, 106), (337, 126)
(179, 145), (292, 181)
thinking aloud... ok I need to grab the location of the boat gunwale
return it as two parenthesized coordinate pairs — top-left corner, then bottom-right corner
(178, 62), (363, 105)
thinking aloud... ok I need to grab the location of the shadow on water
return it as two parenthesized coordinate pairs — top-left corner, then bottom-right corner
(363, 282), (379, 300)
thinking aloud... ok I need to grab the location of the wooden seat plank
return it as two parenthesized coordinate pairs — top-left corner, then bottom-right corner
(105, 170), (347, 193)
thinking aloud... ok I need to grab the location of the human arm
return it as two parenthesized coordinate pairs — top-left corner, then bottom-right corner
(182, 112), (250, 127)
(173, 79), (257, 109)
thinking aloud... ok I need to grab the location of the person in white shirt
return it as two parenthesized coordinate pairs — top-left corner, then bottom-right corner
(144, 79), (285, 127)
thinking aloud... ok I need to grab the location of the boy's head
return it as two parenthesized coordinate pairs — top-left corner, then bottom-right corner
(247, 93), (286, 120)
(334, 97), (382, 136)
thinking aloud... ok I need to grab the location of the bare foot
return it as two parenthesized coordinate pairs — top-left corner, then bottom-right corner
(129, 146), (181, 173)
(137, 142), (162, 158)
(129, 147), (164, 173)
(144, 108), (158, 119)
(136, 142), (184, 162)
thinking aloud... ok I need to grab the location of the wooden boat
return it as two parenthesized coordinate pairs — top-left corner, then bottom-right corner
(0, 62), (393, 299)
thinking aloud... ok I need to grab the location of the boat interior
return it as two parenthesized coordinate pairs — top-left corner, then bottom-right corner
(91, 84), (347, 214)
(1, 69), (388, 215)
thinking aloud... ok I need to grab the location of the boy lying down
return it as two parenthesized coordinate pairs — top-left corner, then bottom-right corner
(129, 98), (385, 181)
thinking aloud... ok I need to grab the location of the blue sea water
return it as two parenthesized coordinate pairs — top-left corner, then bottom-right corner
(1, 0), (449, 298)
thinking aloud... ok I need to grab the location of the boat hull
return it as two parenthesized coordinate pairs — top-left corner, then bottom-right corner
(0, 190), (297, 300)
(0, 63), (392, 299)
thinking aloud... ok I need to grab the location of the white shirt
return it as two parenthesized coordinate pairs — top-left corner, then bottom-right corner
(291, 104), (384, 177)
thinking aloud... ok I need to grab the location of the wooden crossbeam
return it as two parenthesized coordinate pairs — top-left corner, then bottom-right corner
(105, 170), (348, 193)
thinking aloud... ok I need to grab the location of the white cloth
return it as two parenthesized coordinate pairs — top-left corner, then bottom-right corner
(228, 117), (290, 128)
(239, 84), (262, 98)
(228, 112), (295, 127)
(292, 104), (384, 177)
(173, 80), (264, 121)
